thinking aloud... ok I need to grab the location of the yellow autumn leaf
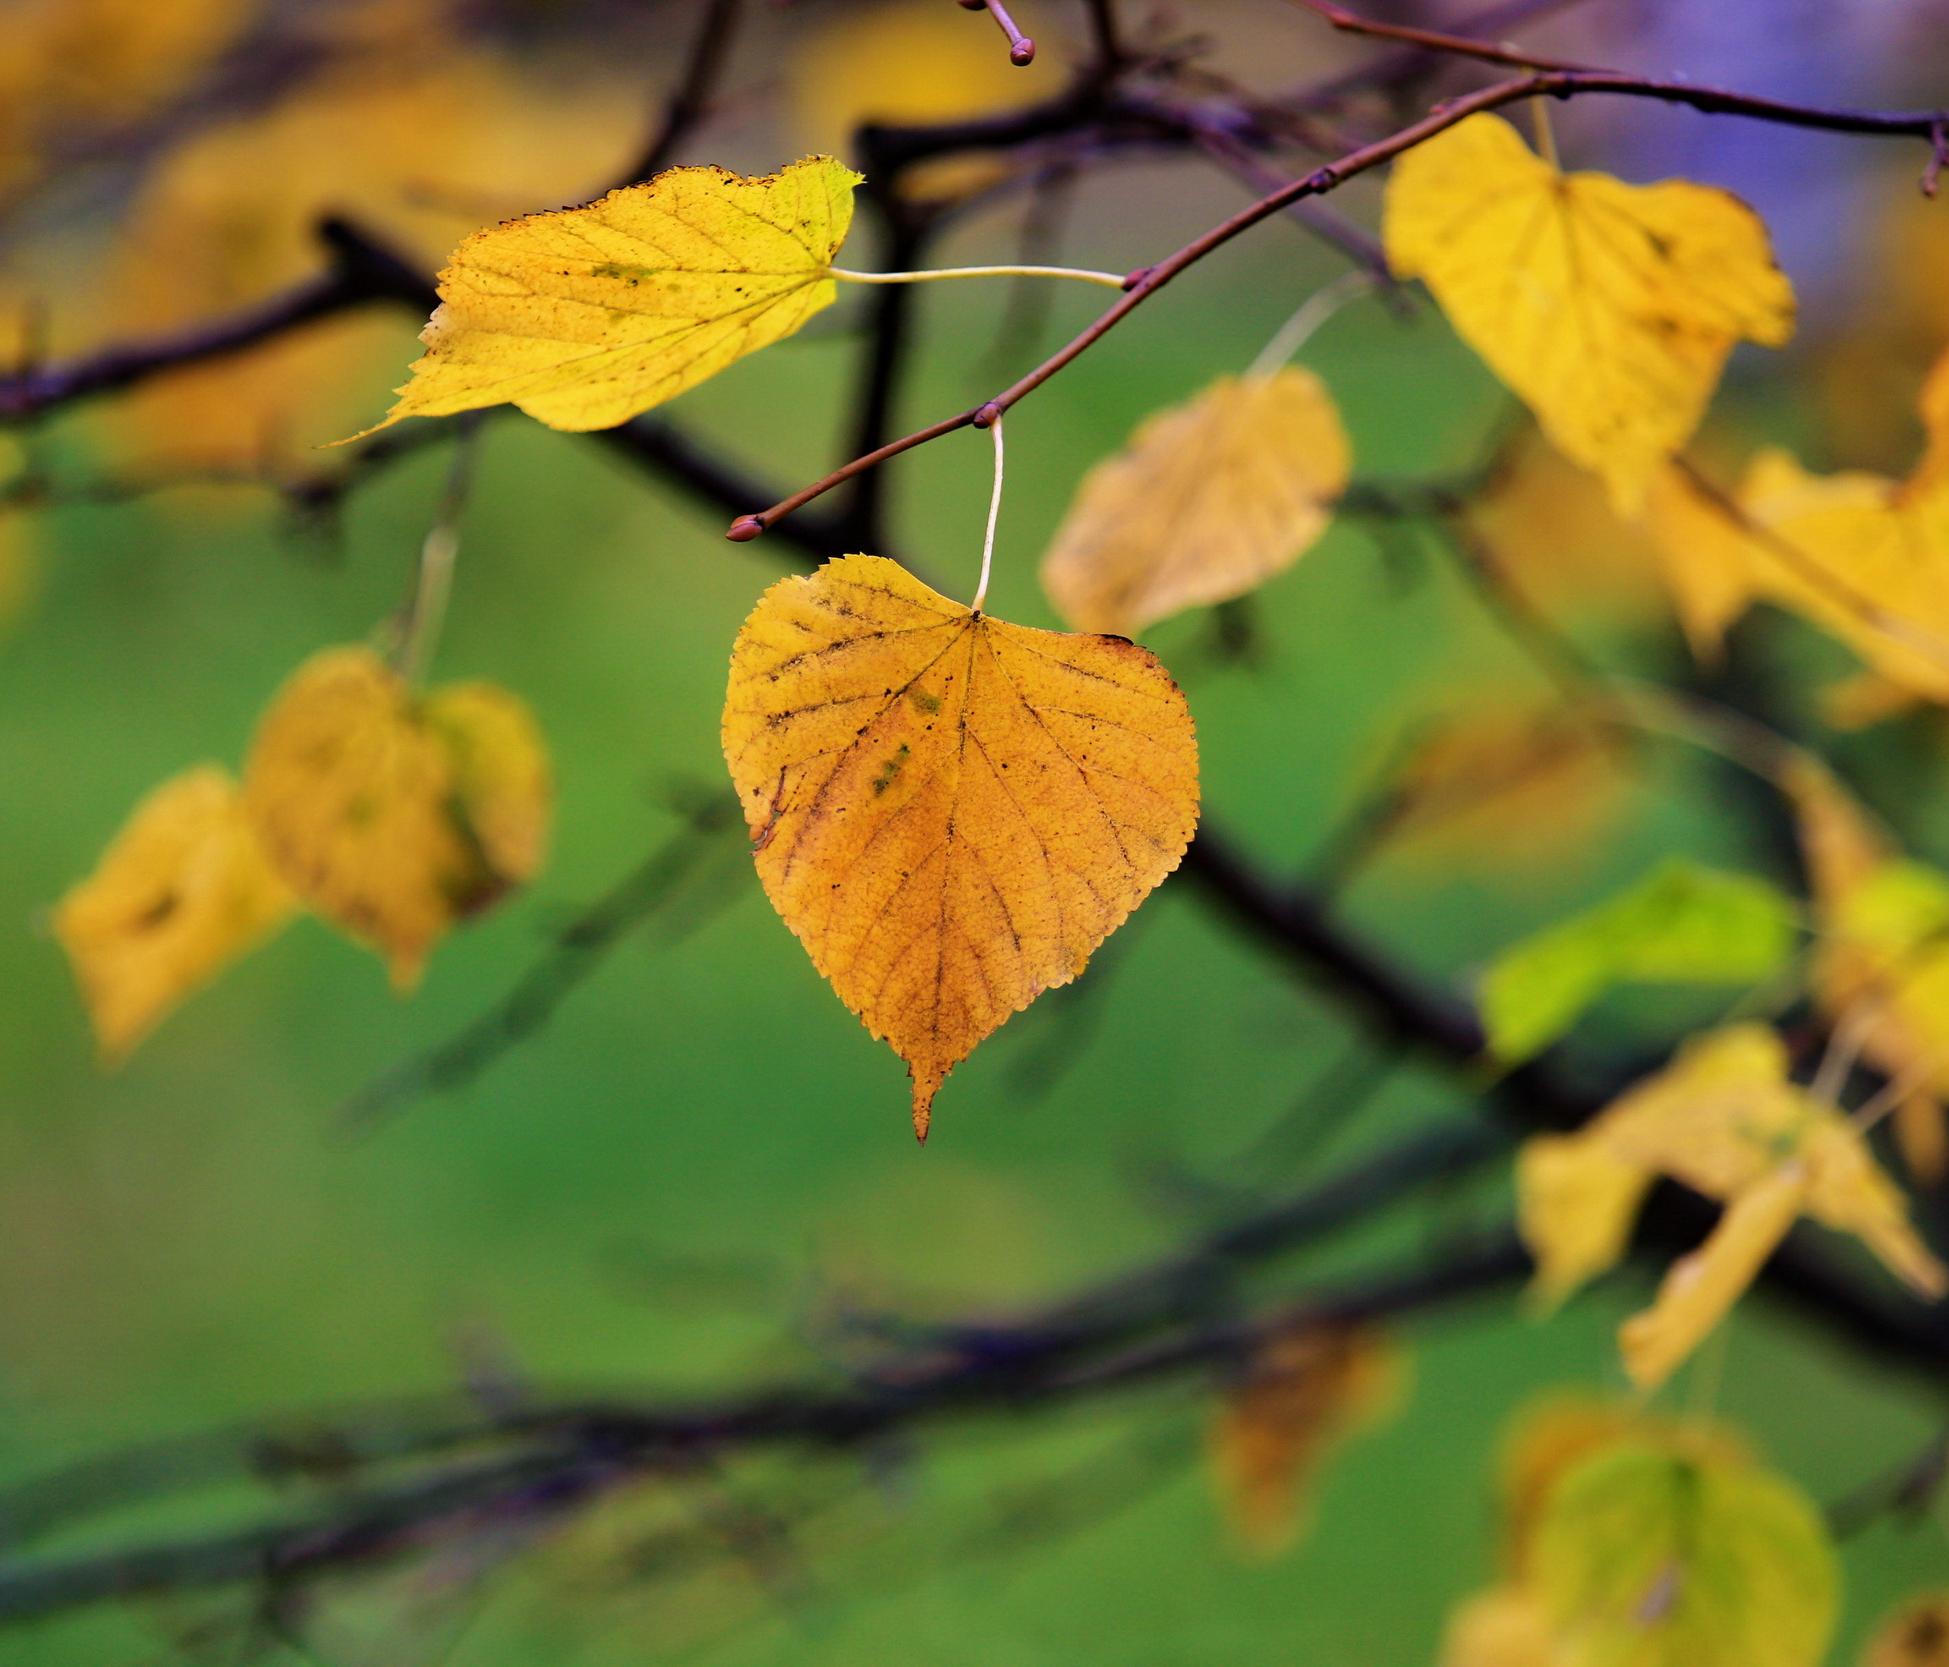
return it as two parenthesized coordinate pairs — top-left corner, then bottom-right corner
(354, 155), (863, 436)
(1441, 1588), (1563, 1667)
(1517, 1137), (1653, 1311)
(1736, 448), (1949, 702)
(1497, 1397), (1747, 1582)
(1531, 1439), (1839, 1667)
(1638, 464), (1763, 661)
(0, 0), (244, 204)
(93, 59), (642, 473)
(1901, 344), (1949, 501)
(53, 766), (296, 1061)
(1514, 1024), (1945, 1381)
(1469, 429), (1665, 623)
(1618, 1165), (1808, 1392)
(1786, 758), (1949, 1180)
(1360, 697), (1632, 880)
(1383, 112), (1794, 512)
(721, 554), (1199, 1139)
(243, 647), (552, 989)
(1208, 1324), (1399, 1556)
(1039, 368), (1351, 636)
(1861, 1594), (1949, 1667)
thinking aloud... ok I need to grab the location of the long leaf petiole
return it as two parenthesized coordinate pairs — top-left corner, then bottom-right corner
(830, 264), (1128, 291)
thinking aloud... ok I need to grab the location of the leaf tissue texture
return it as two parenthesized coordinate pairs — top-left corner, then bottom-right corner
(722, 556), (1200, 1139)
(54, 766), (294, 1061)
(355, 156), (862, 435)
(1040, 368), (1351, 636)
(244, 648), (552, 988)
(1383, 113), (1794, 512)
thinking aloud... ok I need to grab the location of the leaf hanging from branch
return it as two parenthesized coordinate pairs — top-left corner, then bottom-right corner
(722, 555), (1199, 1139)
(348, 156), (863, 437)
(1383, 112), (1795, 512)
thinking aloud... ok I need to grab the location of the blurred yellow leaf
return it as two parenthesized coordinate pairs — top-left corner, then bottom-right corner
(0, 0), (244, 202)
(243, 647), (552, 989)
(356, 156), (862, 436)
(721, 554), (1199, 1139)
(1517, 1138), (1652, 1311)
(1862, 1594), (1949, 1667)
(1363, 698), (1632, 879)
(1039, 368), (1351, 636)
(1442, 1588), (1563, 1667)
(1497, 1398), (1746, 1581)
(1515, 1024), (1945, 1383)
(1383, 113), (1794, 512)
(1904, 346), (1949, 499)
(1617, 1166), (1807, 1391)
(54, 765), (296, 1061)
(1530, 1440), (1838, 1667)
(1208, 1324), (1399, 1556)
(1469, 431), (1665, 623)
(1786, 757), (1949, 1181)
(1638, 464), (1763, 662)
(93, 61), (640, 470)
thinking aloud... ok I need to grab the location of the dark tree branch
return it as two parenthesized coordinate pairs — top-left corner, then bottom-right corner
(731, 70), (1948, 540)
(615, 0), (744, 185)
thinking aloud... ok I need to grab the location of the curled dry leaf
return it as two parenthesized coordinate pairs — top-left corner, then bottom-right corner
(1383, 113), (1794, 512)
(722, 555), (1199, 1139)
(1208, 1324), (1398, 1557)
(54, 765), (296, 1061)
(351, 155), (862, 436)
(1862, 1594), (1949, 1667)
(1040, 368), (1351, 637)
(244, 647), (551, 989)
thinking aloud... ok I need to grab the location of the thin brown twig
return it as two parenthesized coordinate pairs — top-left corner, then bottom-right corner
(1284, 0), (1597, 74)
(728, 68), (1949, 540)
(959, 0), (1037, 67)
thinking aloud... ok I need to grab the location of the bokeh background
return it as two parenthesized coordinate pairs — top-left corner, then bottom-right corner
(3, 0), (1947, 1661)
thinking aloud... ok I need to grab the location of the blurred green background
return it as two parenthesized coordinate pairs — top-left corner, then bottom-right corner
(2, 1), (1945, 1661)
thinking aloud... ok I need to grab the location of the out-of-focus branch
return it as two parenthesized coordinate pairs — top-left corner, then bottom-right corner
(613, 0), (745, 185)
(731, 69), (1949, 540)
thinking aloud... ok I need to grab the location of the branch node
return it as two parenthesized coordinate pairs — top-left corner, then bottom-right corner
(971, 401), (1004, 429)
(1121, 266), (1152, 291)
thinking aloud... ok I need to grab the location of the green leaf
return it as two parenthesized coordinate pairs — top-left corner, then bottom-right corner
(1481, 860), (1798, 1064)
(1531, 1441), (1838, 1667)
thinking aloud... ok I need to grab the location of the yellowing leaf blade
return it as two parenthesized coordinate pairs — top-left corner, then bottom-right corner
(356, 156), (862, 436)
(54, 765), (295, 1061)
(1040, 368), (1351, 636)
(1618, 1166), (1806, 1391)
(722, 555), (1199, 1139)
(1531, 1440), (1838, 1667)
(243, 647), (551, 987)
(1383, 113), (1793, 511)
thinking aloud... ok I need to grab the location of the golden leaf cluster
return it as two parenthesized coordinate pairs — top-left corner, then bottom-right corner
(1517, 1024), (1946, 1388)
(56, 648), (550, 1056)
